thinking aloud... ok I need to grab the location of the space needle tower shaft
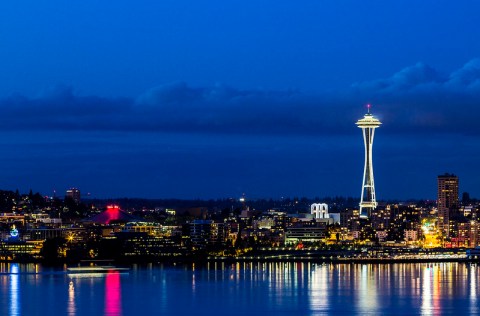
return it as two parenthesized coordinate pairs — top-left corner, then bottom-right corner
(356, 105), (381, 217)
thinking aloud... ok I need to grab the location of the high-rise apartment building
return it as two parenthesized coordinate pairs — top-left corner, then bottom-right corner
(437, 173), (459, 237)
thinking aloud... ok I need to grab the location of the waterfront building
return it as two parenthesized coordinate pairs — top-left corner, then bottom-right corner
(356, 105), (381, 217)
(115, 232), (186, 258)
(0, 240), (42, 260)
(437, 173), (459, 237)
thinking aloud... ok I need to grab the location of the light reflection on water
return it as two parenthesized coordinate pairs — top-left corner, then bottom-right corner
(421, 266), (432, 315)
(10, 263), (20, 316)
(104, 272), (122, 316)
(68, 280), (76, 316)
(0, 262), (479, 315)
(470, 265), (478, 314)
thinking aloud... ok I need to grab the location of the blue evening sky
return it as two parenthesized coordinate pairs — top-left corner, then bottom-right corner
(0, 1), (479, 200)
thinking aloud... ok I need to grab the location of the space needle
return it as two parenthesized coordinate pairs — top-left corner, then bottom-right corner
(356, 104), (381, 218)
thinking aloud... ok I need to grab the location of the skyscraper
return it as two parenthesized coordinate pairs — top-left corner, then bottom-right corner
(65, 188), (81, 203)
(356, 105), (381, 218)
(437, 173), (459, 237)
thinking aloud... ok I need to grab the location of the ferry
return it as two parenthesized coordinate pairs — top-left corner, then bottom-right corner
(67, 266), (130, 273)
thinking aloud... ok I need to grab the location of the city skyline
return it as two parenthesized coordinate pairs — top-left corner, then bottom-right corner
(2, 3), (480, 316)
(1, 2), (480, 199)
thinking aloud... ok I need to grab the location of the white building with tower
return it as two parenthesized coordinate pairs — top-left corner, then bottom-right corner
(310, 203), (340, 224)
(311, 203), (329, 219)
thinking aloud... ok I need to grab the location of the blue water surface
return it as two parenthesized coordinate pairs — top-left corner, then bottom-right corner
(0, 262), (478, 315)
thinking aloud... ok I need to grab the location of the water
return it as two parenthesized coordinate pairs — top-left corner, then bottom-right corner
(0, 262), (478, 315)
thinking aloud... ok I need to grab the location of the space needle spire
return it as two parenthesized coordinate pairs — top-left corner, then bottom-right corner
(356, 104), (381, 217)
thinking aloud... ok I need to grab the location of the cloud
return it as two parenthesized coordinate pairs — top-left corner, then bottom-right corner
(352, 62), (444, 93)
(446, 58), (480, 91)
(1, 59), (480, 137)
(353, 58), (480, 98)
(351, 59), (480, 135)
(0, 81), (356, 136)
(136, 82), (204, 107)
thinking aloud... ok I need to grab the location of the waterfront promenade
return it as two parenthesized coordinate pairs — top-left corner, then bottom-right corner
(205, 247), (471, 264)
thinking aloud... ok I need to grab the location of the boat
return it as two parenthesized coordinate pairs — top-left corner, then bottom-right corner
(67, 266), (130, 273)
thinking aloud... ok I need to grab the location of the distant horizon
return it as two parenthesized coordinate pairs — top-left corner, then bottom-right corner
(1, 186), (448, 204)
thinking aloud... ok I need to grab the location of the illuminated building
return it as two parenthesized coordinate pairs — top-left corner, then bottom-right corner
(115, 232), (186, 257)
(311, 203), (329, 219)
(165, 209), (176, 216)
(339, 210), (352, 228)
(404, 230), (418, 242)
(24, 227), (87, 243)
(285, 221), (328, 244)
(65, 188), (81, 203)
(29, 213), (62, 226)
(122, 223), (158, 235)
(342, 208), (361, 232)
(88, 205), (138, 224)
(437, 173), (459, 237)
(471, 220), (479, 247)
(376, 230), (388, 242)
(0, 240), (41, 260)
(0, 213), (25, 226)
(189, 220), (225, 248)
(370, 207), (391, 231)
(253, 217), (276, 229)
(26, 228), (63, 240)
(356, 105), (381, 217)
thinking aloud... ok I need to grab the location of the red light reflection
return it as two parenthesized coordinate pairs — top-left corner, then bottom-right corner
(105, 272), (122, 316)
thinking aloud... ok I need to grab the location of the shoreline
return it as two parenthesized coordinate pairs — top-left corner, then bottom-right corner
(204, 256), (475, 264)
(1, 256), (478, 265)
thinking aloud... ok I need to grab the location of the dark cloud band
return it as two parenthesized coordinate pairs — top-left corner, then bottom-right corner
(1, 59), (480, 136)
